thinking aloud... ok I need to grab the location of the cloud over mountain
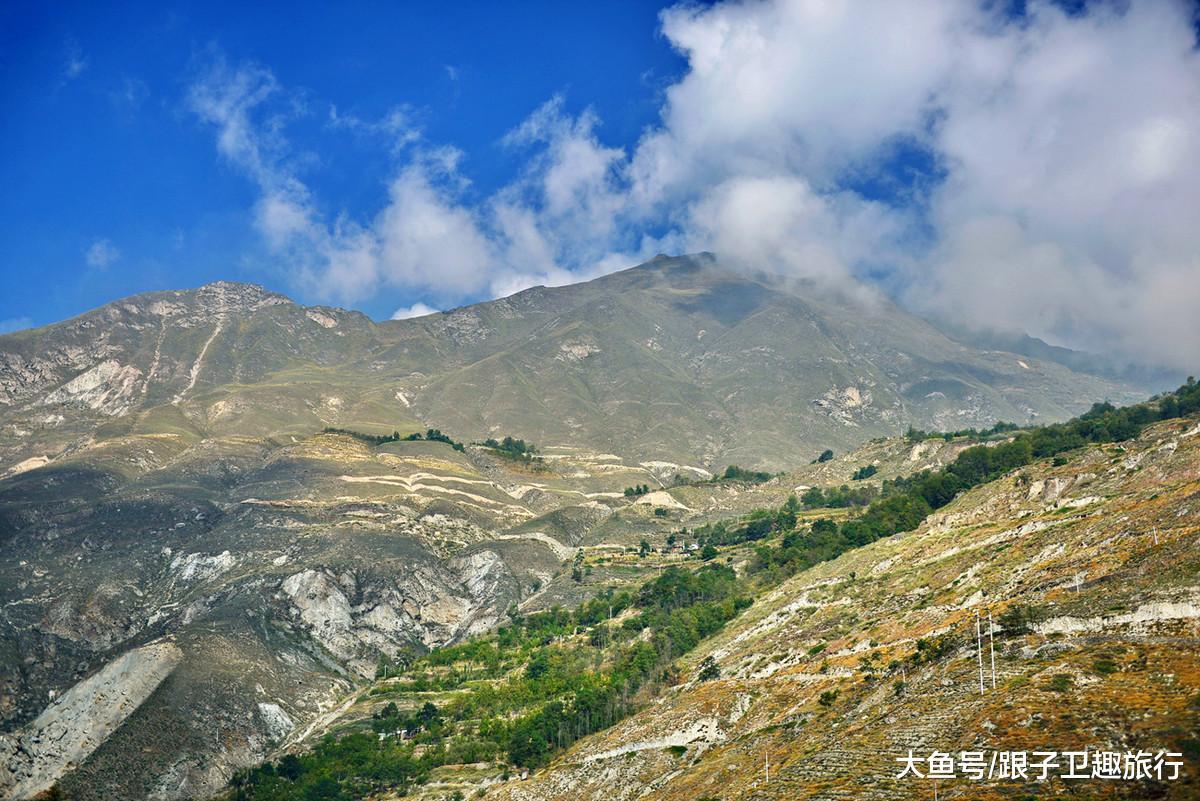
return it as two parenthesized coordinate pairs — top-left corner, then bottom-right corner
(189, 0), (1200, 370)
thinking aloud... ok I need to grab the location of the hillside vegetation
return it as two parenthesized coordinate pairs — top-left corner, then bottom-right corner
(220, 380), (1200, 801)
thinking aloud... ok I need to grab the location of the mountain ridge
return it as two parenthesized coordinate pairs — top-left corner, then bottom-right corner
(0, 254), (1147, 477)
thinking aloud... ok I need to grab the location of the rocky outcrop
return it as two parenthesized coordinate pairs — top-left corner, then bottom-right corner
(1, 640), (182, 800)
(279, 554), (518, 674)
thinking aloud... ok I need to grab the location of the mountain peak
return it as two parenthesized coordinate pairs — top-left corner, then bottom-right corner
(185, 280), (292, 308)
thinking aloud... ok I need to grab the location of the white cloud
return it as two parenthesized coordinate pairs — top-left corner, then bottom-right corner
(328, 104), (420, 151)
(629, 1), (970, 208)
(682, 175), (903, 292)
(391, 302), (440, 320)
(190, 2), (1200, 370)
(899, 1), (1200, 369)
(190, 59), (617, 306)
(85, 238), (121, 268)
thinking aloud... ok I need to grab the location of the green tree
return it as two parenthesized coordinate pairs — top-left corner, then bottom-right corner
(304, 776), (345, 801)
(277, 754), (304, 781)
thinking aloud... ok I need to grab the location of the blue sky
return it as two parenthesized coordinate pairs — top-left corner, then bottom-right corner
(0, 1), (687, 328)
(1, 1), (1198, 371)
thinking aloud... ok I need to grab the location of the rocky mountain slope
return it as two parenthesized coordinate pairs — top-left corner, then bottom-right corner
(0, 255), (1163, 799)
(400, 255), (1145, 471)
(0, 414), (960, 800)
(0, 255), (1143, 478)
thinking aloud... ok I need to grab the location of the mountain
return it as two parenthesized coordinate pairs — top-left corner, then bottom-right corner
(0, 254), (1162, 799)
(930, 318), (1185, 392)
(0, 254), (1144, 477)
(395, 254), (1148, 471)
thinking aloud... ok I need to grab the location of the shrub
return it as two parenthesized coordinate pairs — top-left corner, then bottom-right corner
(852, 464), (878, 481)
(1046, 674), (1073, 692)
(998, 605), (1042, 635)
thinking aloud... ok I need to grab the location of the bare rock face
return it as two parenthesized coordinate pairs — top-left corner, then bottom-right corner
(1, 640), (182, 800)
(41, 359), (144, 416)
(280, 569), (357, 658)
(279, 552), (518, 674)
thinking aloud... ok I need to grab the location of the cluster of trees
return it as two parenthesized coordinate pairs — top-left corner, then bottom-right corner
(624, 484), (651, 496)
(371, 701), (442, 736)
(229, 733), (429, 800)
(323, 427), (466, 452)
(814, 448), (834, 463)
(719, 465), (774, 483)
(505, 563), (749, 767)
(905, 421), (1020, 442)
(408, 428), (466, 451)
(322, 427), (408, 446)
(481, 436), (541, 463)
(571, 549), (589, 582)
(693, 496), (799, 549)
(800, 483), (877, 508)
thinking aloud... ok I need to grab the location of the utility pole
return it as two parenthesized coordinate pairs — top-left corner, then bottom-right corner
(975, 610), (985, 694)
(987, 608), (997, 689)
